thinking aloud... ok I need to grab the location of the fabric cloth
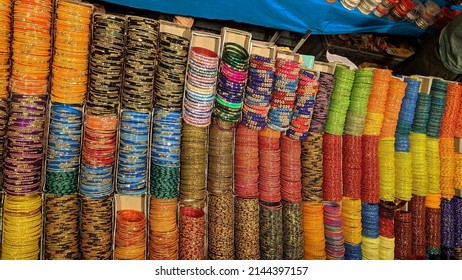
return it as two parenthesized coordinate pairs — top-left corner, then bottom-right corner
(439, 14), (462, 75)
(393, 15), (462, 82)
(103, 0), (429, 36)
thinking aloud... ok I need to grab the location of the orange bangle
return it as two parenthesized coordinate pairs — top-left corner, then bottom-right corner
(85, 114), (118, 130)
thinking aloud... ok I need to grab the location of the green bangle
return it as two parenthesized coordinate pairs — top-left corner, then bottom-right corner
(224, 42), (249, 59)
(215, 96), (243, 109)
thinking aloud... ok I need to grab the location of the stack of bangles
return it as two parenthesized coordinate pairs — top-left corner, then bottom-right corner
(80, 114), (118, 198)
(44, 194), (80, 260)
(258, 127), (281, 203)
(343, 68), (374, 137)
(183, 46), (219, 127)
(427, 79), (448, 138)
(87, 14), (125, 115)
(3, 93), (47, 195)
(155, 32), (189, 110)
(149, 197), (179, 260)
(0, 98), (8, 182)
(394, 211), (412, 259)
(280, 135), (302, 202)
(150, 109), (181, 199)
(117, 111), (150, 195)
(267, 58), (301, 131)
(1, 195), (42, 260)
(286, 69), (318, 140)
(234, 123), (259, 198)
(80, 196), (113, 260)
(309, 72), (335, 133)
(324, 65), (355, 135)
(378, 202), (395, 260)
(241, 54), (275, 130)
(179, 123), (208, 207)
(363, 69), (392, 136)
(301, 132), (324, 202)
(46, 103), (83, 195)
(10, 0), (52, 95)
(260, 202), (283, 260)
(425, 193), (442, 257)
(179, 206), (206, 260)
(302, 202), (326, 260)
(0, 0), (11, 98)
(122, 16), (158, 111)
(234, 197), (260, 260)
(51, 0), (92, 104)
(323, 202), (345, 260)
(282, 201), (304, 260)
(214, 42), (249, 123)
(114, 210), (146, 260)
(410, 195), (426, 259)
(342, 197), (362, 260)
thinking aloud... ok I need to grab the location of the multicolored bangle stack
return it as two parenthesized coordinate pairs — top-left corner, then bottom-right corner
(1, 0), (54, 260)
(80, 114), (118, 198)
(286, 70), (318, 141)
(267, 58), (301, 131)
(301, 71), (335, 203)
(150, 109), (181, 199)
(183, 47), (219, 127)
(323, 202), (345, 259)
(214, 42), (249, 123)
(241, 54), (275, 130)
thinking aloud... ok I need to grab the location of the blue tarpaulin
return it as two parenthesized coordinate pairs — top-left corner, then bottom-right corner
(103, 0), (461, 37)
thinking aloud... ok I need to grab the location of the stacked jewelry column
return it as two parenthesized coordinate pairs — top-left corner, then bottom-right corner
(425, 78), (448, 259)
(283, 62), (318, 260)
(260, 51), (302, 260)
(1, 0), (53, 260)
(45, 0), (93, 260)
(0, 0), (12, 255)
(378, 76), (407, 260)
(176, 29), (217, 261)
(207, 28), (251, 260)
(394, 77), (420, 260)
(77, 12), (126, 260)
(301, 63), (335, 259)
(360, 69), (388, 260)
(113, 15), (157, 260)
(234, 41), (276, 260)
(150, 21), (192, 260)
(438, 82), (460, 259)
(323, 65), (355, 259)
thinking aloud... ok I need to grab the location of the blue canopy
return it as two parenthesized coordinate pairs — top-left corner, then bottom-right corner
(103, 0), (461, 37)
